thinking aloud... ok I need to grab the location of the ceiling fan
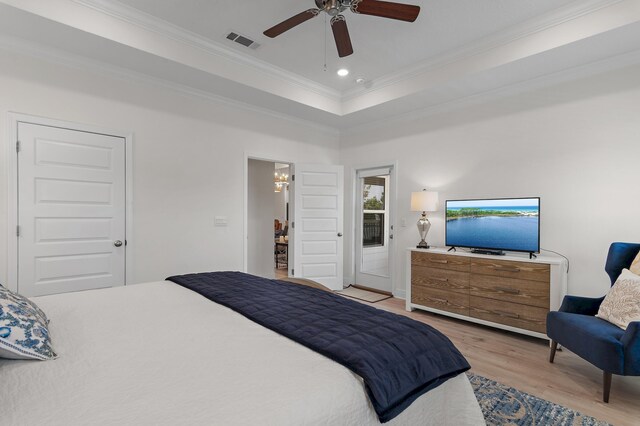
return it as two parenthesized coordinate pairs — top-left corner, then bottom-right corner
(263, 0), (421, 58)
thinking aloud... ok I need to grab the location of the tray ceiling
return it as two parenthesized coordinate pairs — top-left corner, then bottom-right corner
(1, 0), (639, 130)
(117, 0), (579, 91)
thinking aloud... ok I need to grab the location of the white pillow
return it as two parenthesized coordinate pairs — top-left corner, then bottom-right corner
(631, 251), (640, 275)
(0, 286), (57, 360)
(597, 269), (640, 330)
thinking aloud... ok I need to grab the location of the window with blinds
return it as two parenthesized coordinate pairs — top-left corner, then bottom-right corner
(363, 176), (386, 247)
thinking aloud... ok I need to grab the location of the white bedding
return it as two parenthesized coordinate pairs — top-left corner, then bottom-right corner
(0, 281), (484, 425)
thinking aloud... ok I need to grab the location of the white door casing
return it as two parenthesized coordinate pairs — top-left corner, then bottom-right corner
(293, 164), (344, 291)
(17, 122), (126, 296)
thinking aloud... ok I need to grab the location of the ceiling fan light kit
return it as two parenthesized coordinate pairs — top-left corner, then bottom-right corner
(264, 0), (420, 58)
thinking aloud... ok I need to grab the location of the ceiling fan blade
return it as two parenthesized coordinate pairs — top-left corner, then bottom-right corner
(351, 0), (420, 22)
(331, 15), (354, 58)
(264, 9), (320, 38)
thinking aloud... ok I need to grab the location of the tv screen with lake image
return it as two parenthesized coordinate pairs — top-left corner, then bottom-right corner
(445, 198), (540, 253)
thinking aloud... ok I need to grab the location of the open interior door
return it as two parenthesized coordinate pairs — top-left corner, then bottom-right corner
(291, 164), (344, 290)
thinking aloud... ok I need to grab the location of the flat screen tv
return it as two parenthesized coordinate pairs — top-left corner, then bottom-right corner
(445, 197), (540, 254)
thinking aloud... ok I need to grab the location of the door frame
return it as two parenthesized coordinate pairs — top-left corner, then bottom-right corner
(350, 161), (399, 295)
(5, 112), (134, 293)
(243, 151), (295, 277)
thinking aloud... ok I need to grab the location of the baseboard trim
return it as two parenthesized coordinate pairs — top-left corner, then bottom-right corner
(393, 289), (406, 300)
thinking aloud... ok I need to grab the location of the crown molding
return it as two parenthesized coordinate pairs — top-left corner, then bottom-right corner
(342, 0), (625, 101)
(70, 0), (342, 101)
(3, 31), (639, 138)
(0, 35), (340, 136)
(2, 0), (637, 134)
(3, 32), (639, 139)
(71, 0), (626, 105)
(22, 0), (631, 117)
(341, 46), (640, 137)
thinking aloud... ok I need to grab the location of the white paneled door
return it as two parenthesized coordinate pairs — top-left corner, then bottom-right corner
(17, 123), (126, 296)
(292, 164), (344, 290)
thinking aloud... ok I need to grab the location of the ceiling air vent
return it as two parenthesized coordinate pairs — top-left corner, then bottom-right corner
(226, 32), (260, 50)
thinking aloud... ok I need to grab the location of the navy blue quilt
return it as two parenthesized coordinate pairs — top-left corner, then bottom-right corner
(166, 272), (470, 423)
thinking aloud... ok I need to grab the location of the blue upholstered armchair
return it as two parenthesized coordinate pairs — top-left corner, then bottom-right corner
(547, 242), (640, 403)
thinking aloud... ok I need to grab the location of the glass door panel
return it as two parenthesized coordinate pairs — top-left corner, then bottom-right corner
(360, 175), (390, 277)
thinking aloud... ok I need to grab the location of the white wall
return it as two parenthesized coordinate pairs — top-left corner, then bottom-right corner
(3, 48), (639, 299)
(341, 63), (640, 298)
(248, 160), (276, 278)
(0, 50), (339, 287)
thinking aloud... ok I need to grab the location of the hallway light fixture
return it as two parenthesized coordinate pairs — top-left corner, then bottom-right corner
(274, 172), (289, 193)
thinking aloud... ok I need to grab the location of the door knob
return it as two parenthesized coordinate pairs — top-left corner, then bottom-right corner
(337, 233), (343, 237)
(114, 240), (123, 247)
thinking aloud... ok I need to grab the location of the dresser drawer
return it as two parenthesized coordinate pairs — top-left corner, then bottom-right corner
(470, 258), (550, 283)
(412, 266), (469, 294)
(470, 275), (550, 309)
(411, 251), (470, 272)
(412, 286), (469, 316)
(469, 296), (547, 333)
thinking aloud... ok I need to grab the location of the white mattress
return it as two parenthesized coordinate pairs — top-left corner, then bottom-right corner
(0, 282), (484, 425)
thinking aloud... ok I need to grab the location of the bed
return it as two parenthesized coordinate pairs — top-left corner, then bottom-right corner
(0, 277), (484, 425)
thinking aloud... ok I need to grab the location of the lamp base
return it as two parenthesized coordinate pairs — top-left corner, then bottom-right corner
(416, 214), (431, 251)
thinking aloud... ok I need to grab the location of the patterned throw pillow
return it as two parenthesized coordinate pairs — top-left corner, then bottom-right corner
(0, 286), (57, 360)
(631, 251), (640, 275)
(596, 269), (640, 330)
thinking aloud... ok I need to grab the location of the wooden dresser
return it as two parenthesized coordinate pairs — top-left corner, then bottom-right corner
(406, 248), (568, 339)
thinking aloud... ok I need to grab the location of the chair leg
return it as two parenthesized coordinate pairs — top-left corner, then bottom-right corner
(603, 371), (612, 403)
(549, 340), (558, 363)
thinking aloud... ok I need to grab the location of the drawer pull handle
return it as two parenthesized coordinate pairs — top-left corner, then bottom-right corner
(430, 259), (449, 264)
(431, 297), (448, 304)
(492, 265), (521, 273)
(495, 287), (521, 295)
(494, 310), (520, 319)
(431, 277), (449, 283)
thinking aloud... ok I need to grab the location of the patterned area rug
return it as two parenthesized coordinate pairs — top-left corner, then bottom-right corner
(468, 374), (611, 426)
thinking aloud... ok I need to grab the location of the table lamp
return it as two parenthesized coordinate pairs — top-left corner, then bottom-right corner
(410, 189), (439, 249)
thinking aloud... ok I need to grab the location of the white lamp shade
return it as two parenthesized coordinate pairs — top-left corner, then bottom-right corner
(411, 191), (439, 212)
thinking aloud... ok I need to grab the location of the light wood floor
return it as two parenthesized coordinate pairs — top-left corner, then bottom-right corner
(369, 298), (640, 426)
(274, 268), (288, 280)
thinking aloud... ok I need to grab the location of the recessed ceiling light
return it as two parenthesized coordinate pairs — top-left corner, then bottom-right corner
(355, 77), (366, 84)
(337, 68), (349, 77)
